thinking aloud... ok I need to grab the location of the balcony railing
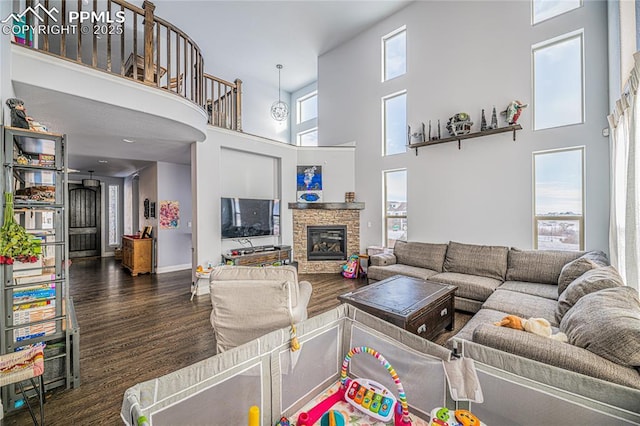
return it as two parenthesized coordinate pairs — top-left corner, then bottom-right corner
(10, 0), (241, 131)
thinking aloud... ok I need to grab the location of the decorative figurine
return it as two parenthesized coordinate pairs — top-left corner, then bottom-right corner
(6, 98), (31, 129)
(502, 100), (528, 125)
(446, 112), (473, 136)
(408, 122), (425, 144)
(489, 106), (498, 130)
(480, 109), (488, 131)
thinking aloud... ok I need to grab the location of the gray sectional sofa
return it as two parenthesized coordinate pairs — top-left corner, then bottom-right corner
(368, 240), (640, 408)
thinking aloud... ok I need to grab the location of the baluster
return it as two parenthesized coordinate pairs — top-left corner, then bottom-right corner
(155, 19), (160, 87)
(61, 0), (66, 57)
(77, 0), (82, 62)
(166, 27), (171, 90)
(235, 79), (243, 131)
(142, 0), (155, 84)
(132, 11), (137, 80)
(106, 1), (112, 71)
(119, 4), (124, 75)
(43, 0), (50, 51)
(92, 0), (97, 67)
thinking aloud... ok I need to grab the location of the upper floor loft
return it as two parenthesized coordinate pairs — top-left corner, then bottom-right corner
(6, 0), (242, 134)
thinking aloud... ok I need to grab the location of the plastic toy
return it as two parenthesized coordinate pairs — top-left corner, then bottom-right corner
(428, 407), (485, 426)
(320, 410), (346, 426)
(248, 405), (259, 426)
(297, 346), (412, 426)
(342, 254), (359, 279)
(275, 417), (290, 426)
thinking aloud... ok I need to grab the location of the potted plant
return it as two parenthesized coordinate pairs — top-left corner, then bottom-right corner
(0, 193), (42, 264)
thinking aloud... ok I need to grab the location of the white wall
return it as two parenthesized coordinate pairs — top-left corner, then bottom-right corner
(156, 162), (192, 272)
(296, 146), (356, 202)
(319, 0), (610, 252)
(193, 127), (297, 270)
(241, 78), (292, 144)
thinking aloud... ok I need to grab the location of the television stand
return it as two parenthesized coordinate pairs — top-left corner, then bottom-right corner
(222, 246), (292, 267)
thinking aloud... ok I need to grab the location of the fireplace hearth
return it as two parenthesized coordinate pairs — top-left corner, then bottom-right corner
(307, 226), (347, 261)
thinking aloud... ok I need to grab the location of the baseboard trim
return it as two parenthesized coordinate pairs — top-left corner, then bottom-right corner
(156, 263), (192, 274)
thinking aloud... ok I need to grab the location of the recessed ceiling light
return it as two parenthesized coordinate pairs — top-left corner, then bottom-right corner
(98, 160), (108, 163)
(123, 138), (136, 143)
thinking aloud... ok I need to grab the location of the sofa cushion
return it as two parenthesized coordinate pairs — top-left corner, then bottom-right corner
(448, 308), (508, 345)
(367, 264), (438, 282)
(506, 249), (583, 285)
(557, 250), (609, 295)
(370, 253), (396, 267)
(394, 240), (448, 272)
(471, 323), (640, 389)
(499, 281), (558, 300)
(482, 289), (559, 326)
(443, 241), (508, 281)
(430, 272), (502, 303)
(560, 286), (640, 368)
(555, 266), (624, 322)
(211, 265), (300, 306)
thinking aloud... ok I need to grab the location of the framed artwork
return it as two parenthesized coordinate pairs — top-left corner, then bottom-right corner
(297, 165), (322, 203)
(160, 200), (180, 229)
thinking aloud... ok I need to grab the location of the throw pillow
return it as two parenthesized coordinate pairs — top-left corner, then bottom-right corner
(555, 266), (624, 322)
(443, 241), (508, 281)
(560, 286), (640, 368)
(394, 241), (448, 271)
(506, 249), (583, 285)
(557, 257), (599, 295)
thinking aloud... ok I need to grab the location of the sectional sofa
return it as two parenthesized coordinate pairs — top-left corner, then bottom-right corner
(368, 241), (640, 414)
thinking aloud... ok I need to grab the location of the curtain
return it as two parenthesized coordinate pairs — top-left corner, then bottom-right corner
(608, 51), (640, 292)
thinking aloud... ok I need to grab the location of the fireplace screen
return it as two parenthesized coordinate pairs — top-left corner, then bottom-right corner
(307, 226), (347, 261)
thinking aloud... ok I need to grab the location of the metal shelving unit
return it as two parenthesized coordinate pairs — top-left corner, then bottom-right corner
(0, 126), (79, 414)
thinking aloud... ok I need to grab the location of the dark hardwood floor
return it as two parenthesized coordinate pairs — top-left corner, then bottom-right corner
(2, 258), (469, 425)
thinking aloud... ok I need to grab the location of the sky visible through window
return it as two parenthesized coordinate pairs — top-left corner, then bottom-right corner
(385, 93), (407, 155)
(535, 149), (582, 215)
(384, 30), (406, 81)
(533, 0), (581, 24)
(298, 94), (317, 123)
(534, 34), (583, 130)
(298, 129), (318, 146)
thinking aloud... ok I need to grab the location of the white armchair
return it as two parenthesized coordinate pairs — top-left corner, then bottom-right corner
(209, 265), (312, 353)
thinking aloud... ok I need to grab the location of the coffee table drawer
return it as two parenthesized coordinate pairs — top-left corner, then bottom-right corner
(406, 294), (454, 340)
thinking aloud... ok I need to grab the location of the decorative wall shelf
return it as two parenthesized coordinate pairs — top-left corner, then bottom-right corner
(288, 202), (365, 210)
(408, 124), (523, 155)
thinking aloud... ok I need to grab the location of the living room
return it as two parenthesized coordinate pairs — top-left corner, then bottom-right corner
(0, 0), (638, 424)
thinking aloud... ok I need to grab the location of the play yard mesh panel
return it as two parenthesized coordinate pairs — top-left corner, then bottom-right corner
(122, 304), (640, 426)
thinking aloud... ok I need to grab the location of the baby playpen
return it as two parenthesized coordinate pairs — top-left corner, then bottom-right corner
(121, 305), (640, 425)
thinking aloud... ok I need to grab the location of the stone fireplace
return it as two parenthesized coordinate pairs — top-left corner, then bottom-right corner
(289, 202), (364, 273)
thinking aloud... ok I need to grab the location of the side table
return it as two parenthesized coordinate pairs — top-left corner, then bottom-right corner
(191, 269), (213, 300)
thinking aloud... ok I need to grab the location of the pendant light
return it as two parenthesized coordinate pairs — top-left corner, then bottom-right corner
(270, 64), (289, 121)
(82, 170), (100, 188)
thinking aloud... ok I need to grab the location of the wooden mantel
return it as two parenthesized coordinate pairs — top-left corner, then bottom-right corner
(288, 202), (365, 210)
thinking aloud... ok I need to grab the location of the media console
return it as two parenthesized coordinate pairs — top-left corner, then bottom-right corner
(222, 245), (292, 267)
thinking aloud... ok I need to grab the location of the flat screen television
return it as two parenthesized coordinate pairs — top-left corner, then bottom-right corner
(221, 198), (280, 239)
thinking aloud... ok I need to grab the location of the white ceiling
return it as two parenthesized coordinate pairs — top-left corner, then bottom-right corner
(153, 0), (412, 93)
(14, 0), (412, 178)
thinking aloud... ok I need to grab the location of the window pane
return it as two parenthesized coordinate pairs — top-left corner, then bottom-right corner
(298, 129), (318, 147)
(385, 170), (407, 248)
(384, 29), (406, 81)
(534, 147), (584, 250)
(384, 93), (407, 155)
(533, 0), (581, 24)
(533, 33), (583, 130)
(534, 149), (583, 215)
(298, 93), (317, 123)
(108, 185), (118, 246)
(536, 219), (581, 251)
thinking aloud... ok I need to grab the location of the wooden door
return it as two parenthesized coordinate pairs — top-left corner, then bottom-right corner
(69, 183), (101, 258)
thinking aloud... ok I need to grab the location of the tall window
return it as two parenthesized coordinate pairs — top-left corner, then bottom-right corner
(108, 185), (118, 246)
(532, 0), (582, 25)
(297, 92), (317, 124)
(533, 147), (584, 251)
(533, 30), (584, 130)
(382, 26), (406, 81)
(384, 169), (407, 248)
(383, 91), (407, 156)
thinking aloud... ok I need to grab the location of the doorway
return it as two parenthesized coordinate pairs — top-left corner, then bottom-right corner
(69, 183), (101, 258)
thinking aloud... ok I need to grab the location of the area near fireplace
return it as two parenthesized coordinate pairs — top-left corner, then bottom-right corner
(289, 202), (365, 273)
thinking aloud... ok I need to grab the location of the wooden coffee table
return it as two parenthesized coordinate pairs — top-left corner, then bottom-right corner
(338, 275), (456, 341)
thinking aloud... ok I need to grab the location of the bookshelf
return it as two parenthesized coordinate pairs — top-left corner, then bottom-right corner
(0, 126), (80, 414)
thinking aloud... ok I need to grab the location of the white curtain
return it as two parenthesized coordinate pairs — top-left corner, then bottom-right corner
(608, 51), (640, 292)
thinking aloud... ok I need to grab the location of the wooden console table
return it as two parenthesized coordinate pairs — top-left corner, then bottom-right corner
(222, 247), (292, 267)
(122, 236), (152, 276)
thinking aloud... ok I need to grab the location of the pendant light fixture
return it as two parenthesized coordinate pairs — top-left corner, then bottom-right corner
(270, 64), (289, 121)
(82, 170), (100, 188)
